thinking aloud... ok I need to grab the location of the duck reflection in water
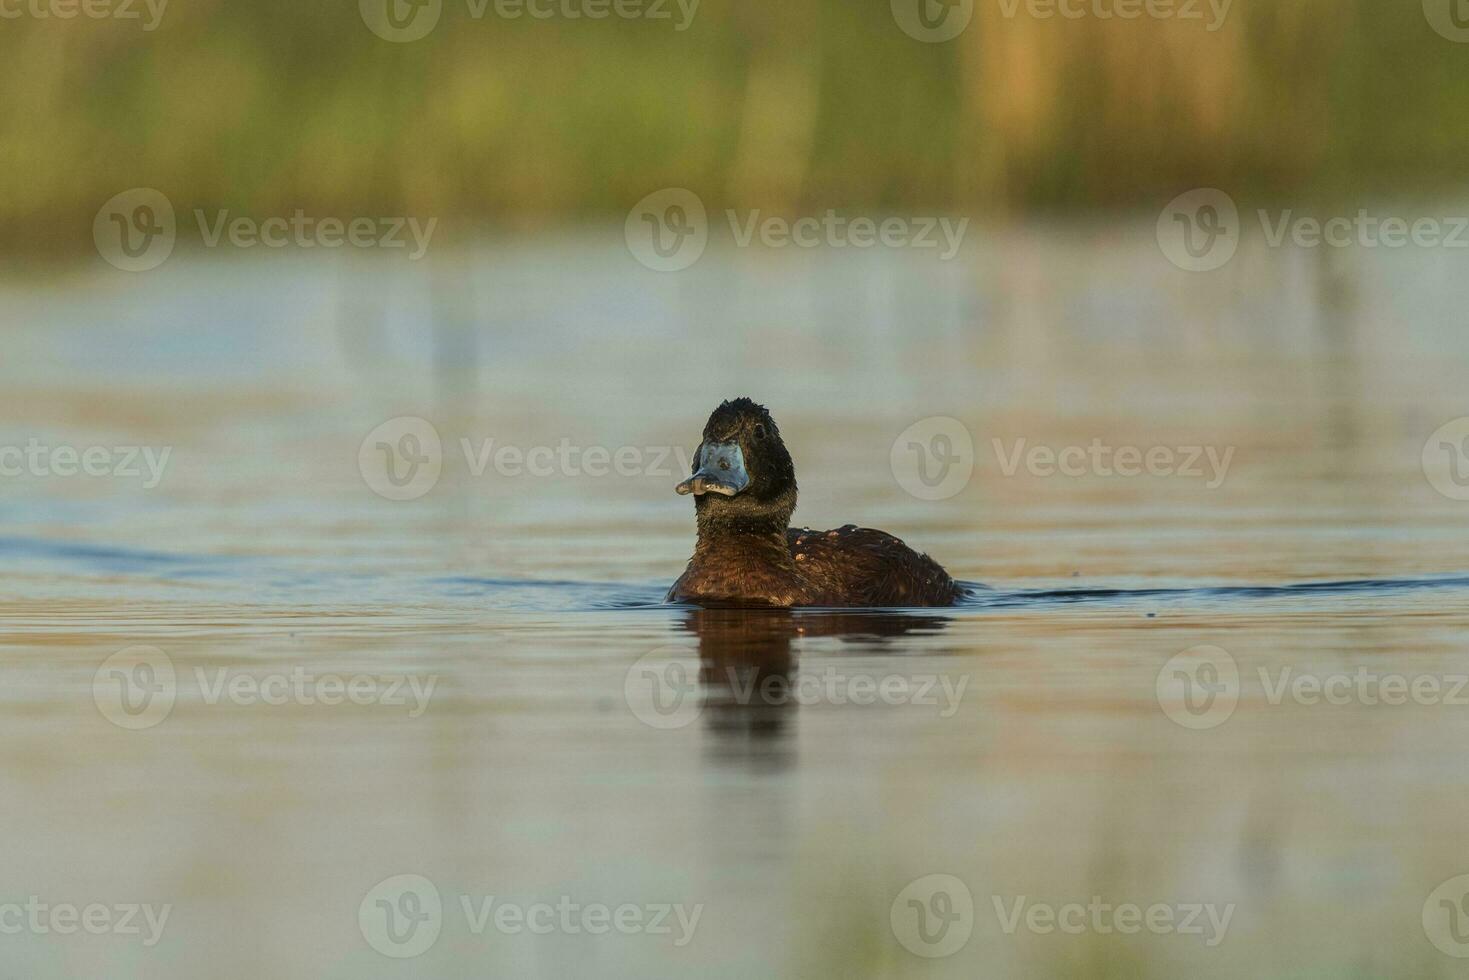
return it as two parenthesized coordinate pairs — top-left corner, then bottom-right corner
(676, 606), (953, 758)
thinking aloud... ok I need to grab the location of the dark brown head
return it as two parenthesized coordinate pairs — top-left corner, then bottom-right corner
(677, 398), (797, 536)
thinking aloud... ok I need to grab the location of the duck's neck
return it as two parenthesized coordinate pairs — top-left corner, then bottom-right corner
(694, 515), (792, 563)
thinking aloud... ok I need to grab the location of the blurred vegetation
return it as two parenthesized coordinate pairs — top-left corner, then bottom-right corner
(2, 0), (1469, 253)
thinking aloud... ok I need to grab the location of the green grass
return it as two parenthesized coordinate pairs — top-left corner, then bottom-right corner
(3, 0), (1469, 254)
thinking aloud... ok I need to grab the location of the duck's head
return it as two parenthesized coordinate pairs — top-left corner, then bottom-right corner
(677, 398), (797, 533)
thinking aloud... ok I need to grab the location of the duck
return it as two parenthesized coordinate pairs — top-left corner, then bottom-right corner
(666, 398), (963, 608)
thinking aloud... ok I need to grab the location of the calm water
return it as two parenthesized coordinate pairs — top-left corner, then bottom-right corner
(3, 224), (1469, 978)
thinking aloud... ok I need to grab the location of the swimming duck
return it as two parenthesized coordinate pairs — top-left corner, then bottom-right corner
(667, 398), (963, 608)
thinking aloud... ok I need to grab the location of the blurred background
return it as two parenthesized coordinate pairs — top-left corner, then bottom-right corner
(4, 0), (1469, 257)
(5, 4), (1469, 979)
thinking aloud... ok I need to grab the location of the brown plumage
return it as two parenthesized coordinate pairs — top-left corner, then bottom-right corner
(666, 399), (963, 608)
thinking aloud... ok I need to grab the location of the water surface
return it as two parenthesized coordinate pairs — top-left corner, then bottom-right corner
(3, 227), (1469, 977)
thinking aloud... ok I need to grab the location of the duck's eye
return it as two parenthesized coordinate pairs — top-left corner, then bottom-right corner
(753, 423), (767, 440)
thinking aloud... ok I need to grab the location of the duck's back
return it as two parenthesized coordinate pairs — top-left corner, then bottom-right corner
(787, 525), (962, 607)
